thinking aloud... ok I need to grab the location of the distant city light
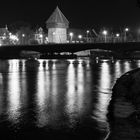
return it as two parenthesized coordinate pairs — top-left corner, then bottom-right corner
(86, 30), (89, 34)
(86, 30), (90, 42)
(39, 34), (43, 38)
(78, 35), (82, 39)
(102, 30), (108, 35)
(9, 33), (19, 44)
(69, 32), (73, 37)
(102, 30), (108, 43)
(9, 34), (19, 41)
(116, 33), (120, 37)
(124, 28), (129, 42)
(69, 32), (73, 42)
(53, 32), (56, 35)
(125, 28), (129, 32)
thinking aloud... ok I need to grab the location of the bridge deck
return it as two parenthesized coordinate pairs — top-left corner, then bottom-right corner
(0, 42), (140, 55)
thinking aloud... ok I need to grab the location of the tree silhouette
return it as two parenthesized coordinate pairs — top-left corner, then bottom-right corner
(9, 21), (32, 33)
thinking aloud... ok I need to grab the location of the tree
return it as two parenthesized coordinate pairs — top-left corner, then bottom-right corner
(16, 27), (35, 45)
(9, 21), (32, 33)
(9, 21), (35, 45)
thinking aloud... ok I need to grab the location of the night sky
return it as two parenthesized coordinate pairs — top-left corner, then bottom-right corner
(1, 0), (140, 31)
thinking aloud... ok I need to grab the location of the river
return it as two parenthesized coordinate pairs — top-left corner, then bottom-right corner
(0, 58), (139, 140)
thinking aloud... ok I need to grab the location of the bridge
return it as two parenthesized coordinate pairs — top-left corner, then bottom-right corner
(0, 42), (140, 58)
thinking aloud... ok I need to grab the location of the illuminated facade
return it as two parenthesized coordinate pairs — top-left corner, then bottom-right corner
(46, 6), (69, 43)
(35, 27), (44, 44)
(0, 26), (19, 46)
(0, 26), (10, 46)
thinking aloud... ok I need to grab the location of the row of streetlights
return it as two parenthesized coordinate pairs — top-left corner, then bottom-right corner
(69, 27), (129, 43)
(102, 28), (129, 42)
(69, 32), (83, 42)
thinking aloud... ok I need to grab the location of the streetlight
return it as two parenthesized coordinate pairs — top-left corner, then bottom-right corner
(102, 30), (108, 43)
(125, 28), (129, 32)
(39, 34), (43, 44)
(86, 30), (89, 34)
(116, 33), (120, 37)
(22, 34), (25, 37)
(124, 28), (129, 42)
(115, 33), (120, 43)
(78, 35), (82, 43)
(22, 34), (25, 45)
(86, 30), (89, 42)
(69, 32), (73, 43)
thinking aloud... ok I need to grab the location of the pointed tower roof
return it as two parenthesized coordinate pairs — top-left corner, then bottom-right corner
(46, 6), (69, 28)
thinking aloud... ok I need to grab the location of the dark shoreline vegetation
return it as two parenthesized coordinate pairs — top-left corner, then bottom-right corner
(107, 68), (140, 139)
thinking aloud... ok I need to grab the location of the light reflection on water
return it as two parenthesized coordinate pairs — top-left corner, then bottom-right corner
(66, 60), (86, 126)
(0, 73), (4, 116)
(124, 61), (131, 73)
(114, 60), (122, 79)
(94, 61), (111, 131)
(7, 61), (21, 124)
(99, 61), (112, 93)
(0, 59), (139, 139)
(66, 61), (77, 124)
(36, 66), (48, 127)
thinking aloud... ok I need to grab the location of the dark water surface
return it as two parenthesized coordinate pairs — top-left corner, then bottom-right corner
(0, 58), (139, 140)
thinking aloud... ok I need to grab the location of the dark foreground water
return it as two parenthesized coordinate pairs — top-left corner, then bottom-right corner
(0, 58), (139, 140)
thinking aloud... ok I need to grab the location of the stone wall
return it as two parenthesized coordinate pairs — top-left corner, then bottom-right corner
(48, 28), (67, 43)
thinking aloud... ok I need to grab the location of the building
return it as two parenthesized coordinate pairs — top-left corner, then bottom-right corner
(46, 6), (69, 43)
(35, 27), (45, 44)
(0, 26), (10, 45)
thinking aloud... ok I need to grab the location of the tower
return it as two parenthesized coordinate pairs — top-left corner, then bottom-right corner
(46, 6), (69, 43)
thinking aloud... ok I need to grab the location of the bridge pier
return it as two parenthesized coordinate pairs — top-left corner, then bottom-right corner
(0, 43), (140, 59)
